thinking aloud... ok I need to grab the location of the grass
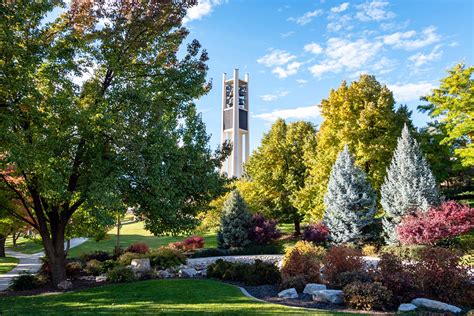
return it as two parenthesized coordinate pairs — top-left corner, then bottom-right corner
(0, 257), (19, 275)
(68, 221), (218, 258)
(5, 236), (43, 254)
(0, 279), (355, 315)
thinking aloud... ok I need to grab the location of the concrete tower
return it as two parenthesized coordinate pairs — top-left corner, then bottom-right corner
(221, 69), (249, 178)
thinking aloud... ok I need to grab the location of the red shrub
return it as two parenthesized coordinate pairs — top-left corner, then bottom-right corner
(322, 246), (365, 287)
(248, 214), (281, 245)
(377, 254), (417, 305)
(169, 236), (204, 251)
(302, 223), (329, 244)
(126, 242), (150, 254)
(397, 201), (474, 245)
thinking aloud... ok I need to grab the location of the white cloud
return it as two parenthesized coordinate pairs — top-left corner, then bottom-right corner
(309, 38), (383, 77)
(296, 79), (308, 84)
(356, 1), (395, 22)
(257, 49), (296, 67)
(281, 31), (295, 38)
(382, 26), (440, 50)
(183, 0), (221, 23)
(260, 91), (289, 102)
(327, 14), (352, 32)
(371, 56), (396, 74)
(272, 61), (302, 78)
(387, 82), (435, 102)
(409, 45), (442, 67)
(331, 2), (349, 13)
(304, 42), (323, 54)
(254, 105), (321, 121)
(289, 9), (323, 25)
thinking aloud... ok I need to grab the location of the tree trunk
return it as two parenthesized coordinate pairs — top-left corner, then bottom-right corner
(65, 239), (70, 256)
(12, 232), (19, 247)
(40, 224), (67, 287)
(294, 219), (301, 236)
(0, 237), (6, 257)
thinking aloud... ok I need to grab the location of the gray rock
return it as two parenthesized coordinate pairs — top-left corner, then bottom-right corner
(157, 270), (173, 279)
(78, 275), (95, 281)
(95, 275), (107, 282)
(278, 288), (298, 299)
(179, 268), (198, 278)
(130, 258), (151, 272)
(398, 303), (417, 312)
(312, 290), (343, 304)
(57, 280), (73, 290)
(411, 298), (462, 314)
(303, 283), (327, 295)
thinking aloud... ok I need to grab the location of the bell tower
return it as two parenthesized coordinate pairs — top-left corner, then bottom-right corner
(221, 69), (249, 178)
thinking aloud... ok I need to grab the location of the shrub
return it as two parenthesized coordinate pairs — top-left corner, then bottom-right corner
(100, 259), (120, 274)
(106, 266), (136, 283)
(361, 244), (378, 257)
(81, 250), (111, 262)
(248, 214), (281, 245)
(460, 251), (474, 267)
(126, 242), (150, 254)
(190, 244), (284, 258)
(218, 190), (252, 249)
(322, 246), (364, 287)
(343, 282), (393, 311)
(191, 248), (227, 258)
(379, 245), (425, 261)
(149, 247), (186, 269)
(397, 201), (474, 246)
(113, 246), (124, 259)
(280, 241), (326, 292)
(117, 252), (147, 266)
(377, 253), (417, 305)
(85, 259), (102, 276)
(207, 259), (280, 286)
(333, 270), (373, 289)
(169, 236), (205, 251)
(302, 223), (329, 244)
(65, 261), (83, 279)
(9, 272), (44, 291)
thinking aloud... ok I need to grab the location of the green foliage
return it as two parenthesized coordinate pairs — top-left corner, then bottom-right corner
(9, 272), (45, 291)
(280, 241), (325, 291)
(106, 266), (136, 283)
(117, 252), (147, 266)
(299, 75), (411, 220)
(191, 244), (284, 258)
(420, 63), (474, 168)
(379, 245), (426, 261)
(207, 259), (281, 286)
(85, 259), (102, 276)
(343, 282), (393, 311)
(149, 247), (186, 270)
(218, 190), (252, 249)
(65, 261), (83, 279)
(245, 120), (317, 233)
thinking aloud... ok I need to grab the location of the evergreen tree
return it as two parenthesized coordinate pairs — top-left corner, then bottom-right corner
(381, 125), (439, 244)
(218, 190), (252, 249)
(323, 146), (376, 244)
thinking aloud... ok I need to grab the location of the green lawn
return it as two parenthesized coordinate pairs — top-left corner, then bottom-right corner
(0, 279), (355, 315)
(5, 236), (43, 254)
(0, 257), (19, 275)
(68, 221), (218, 258)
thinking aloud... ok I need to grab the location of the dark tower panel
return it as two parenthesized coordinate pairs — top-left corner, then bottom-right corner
(239, 109), (248, 130)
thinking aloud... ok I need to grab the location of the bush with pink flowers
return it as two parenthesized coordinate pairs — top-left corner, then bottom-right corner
(396, 201), (474, 245)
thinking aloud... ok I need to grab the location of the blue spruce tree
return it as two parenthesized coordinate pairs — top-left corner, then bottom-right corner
(218, 190), (252, 249)
(381, 125), (439, 244)
(324, 145), (376, 244)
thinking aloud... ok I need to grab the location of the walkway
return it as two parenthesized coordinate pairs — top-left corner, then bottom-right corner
(0, 237), (88, 291)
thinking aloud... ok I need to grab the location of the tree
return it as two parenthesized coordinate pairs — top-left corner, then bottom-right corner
(245, 119), (317, 234)
(381, 125), (439, 244)
(323, 145), (376, 244)
(0, 1), (228, 286)
(420, 63), (474, 168)
(218, 190), (252, 249)
(298, 75), (411, 220)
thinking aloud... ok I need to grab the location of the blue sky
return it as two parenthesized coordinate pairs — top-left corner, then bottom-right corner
(183, 0), (473, 152)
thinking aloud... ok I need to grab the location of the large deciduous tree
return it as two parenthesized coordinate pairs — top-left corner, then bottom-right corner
(245, 119), (317, 234)
(0, 1), (228, 286)
(381, 125), (439, 244)
(324, 145), (376, 244)
(420, 63), (474, 168)
(297, 75), (411, 220)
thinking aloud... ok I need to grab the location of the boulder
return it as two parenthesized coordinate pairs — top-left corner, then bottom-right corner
(278, 288), (298, 299)
(411, 298), (462, 314)
(303, 283), (327, 295)
(57, 280), (73, 290)
(157, 270), (173, 279)
(95, 275), (107, 282)
(312, 290), (343, 304)
(398, 303), (417, 312)
(130, 258), (151, 272)
(179, 268), (198, 278)
(78, 276), (95, 281)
